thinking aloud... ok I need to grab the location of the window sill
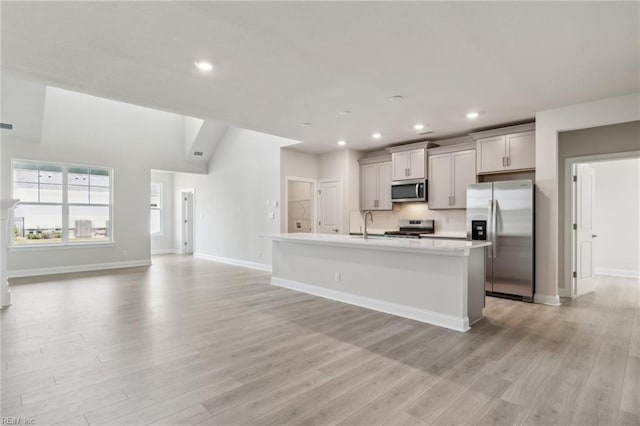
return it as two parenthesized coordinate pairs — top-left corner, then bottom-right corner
(9, 242), (115, 252)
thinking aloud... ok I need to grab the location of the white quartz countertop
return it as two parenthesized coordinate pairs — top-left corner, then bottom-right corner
(264, 233), (490, 256)
(420, 232), (467, 239)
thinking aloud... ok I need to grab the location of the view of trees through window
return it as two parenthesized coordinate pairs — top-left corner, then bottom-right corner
(12, 161), (112, 245)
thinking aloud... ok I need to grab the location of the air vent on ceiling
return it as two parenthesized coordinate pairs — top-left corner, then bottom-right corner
(0, 122), (14, 130)
(193, 151), (204, 157)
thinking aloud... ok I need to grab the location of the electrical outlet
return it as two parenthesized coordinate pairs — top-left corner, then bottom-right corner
(123, 249), (128, 257)
(334, 272), (341, 283)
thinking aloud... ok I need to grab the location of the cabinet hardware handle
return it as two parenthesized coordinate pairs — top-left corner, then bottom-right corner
(507, 156), (511, 167)
(502, 156), (505, 167)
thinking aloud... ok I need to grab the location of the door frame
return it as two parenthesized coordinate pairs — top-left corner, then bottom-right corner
(317, 178), (343, 234)
(284, 176), (317, 233)
(563, 150), (640, 297)
(180, 188), (195, 255)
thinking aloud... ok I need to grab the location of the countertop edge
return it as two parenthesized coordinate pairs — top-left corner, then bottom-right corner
(262, 234), (490, 257)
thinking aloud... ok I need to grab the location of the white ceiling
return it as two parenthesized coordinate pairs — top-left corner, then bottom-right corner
(2, 2), (638, 153)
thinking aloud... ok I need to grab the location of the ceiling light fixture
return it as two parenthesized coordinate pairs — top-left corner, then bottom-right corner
(372, 132), (382, 139)
(337, 140), (347, 146)
(301, 122), (312, 126)
(413, 123), (425, 130)
(466, 111), (479, 119)
(389, 95), (404, 101)
(339, 110), (351, 116)
(194, 61), (213, 71)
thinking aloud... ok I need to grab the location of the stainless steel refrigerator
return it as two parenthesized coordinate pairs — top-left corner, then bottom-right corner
(466, 180), (534, 302)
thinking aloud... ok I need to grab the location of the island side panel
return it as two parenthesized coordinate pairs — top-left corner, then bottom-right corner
(466, 247), (486, 325)
(271, 240), (471, 331)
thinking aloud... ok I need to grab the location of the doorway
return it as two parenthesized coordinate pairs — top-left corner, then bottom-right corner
(567, 152), (640, 297)
(317, 179), (343, 234)
(285, 177), (316, 233)
(181, 190), (194, 254)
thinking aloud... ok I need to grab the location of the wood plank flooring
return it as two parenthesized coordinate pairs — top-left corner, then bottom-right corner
(1, 255), (639, 425)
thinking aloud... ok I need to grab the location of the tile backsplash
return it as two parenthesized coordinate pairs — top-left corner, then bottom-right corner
(350, 203), (467, 233)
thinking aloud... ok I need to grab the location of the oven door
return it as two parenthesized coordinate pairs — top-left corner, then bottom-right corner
(391, 179), (427, 203)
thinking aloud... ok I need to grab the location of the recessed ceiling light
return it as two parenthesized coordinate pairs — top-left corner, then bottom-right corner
(194, 61), (214, 72)
(301, 122), (312, 126)
(389, 95), (404, 101)
(372, 132), (382, 139)
(339, 110), (351, 116)
(413, 123), (425, 130)
(337, 140), (347, 146)
(466, 111), (479, 119)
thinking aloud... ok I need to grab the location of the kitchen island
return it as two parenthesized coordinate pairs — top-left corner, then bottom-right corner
(264, 233), (491, 332)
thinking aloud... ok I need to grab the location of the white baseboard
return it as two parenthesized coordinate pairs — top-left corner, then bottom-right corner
(7, 259), (152, 279)
(595, 268), (640, 278)
(193, 252), (272, 272)
(534, 293), (562, 306)
(271, 276), (469, 332)
(151, 248), (178, 255)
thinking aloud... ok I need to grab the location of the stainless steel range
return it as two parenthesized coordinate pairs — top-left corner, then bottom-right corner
(384, 219), (434, 239)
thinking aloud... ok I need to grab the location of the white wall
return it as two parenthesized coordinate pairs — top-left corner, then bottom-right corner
(173, 127), (298, 268)
(591, 158), (640, 277)
(2, 87), (206, 275)
(150, 170), (175, 254)
(534, 92), (640, 304)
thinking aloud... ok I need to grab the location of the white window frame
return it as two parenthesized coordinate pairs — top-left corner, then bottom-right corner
(10, 159), (114, 248)
(150, 182), (163, 237)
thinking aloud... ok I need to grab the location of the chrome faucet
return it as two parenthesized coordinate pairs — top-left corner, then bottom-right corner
(363, 211), (374, 239)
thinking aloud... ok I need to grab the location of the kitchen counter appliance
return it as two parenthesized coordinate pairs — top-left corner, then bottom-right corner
(384, 219), (434, 239)
(466, 180), (534, 302)
(391, 179), (427, 203)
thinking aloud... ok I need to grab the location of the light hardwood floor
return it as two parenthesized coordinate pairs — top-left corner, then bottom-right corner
(1, 255), (639, 425)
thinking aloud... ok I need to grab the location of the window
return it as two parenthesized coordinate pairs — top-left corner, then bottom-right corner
(150, 182), (163, 236)
(12, 161), (113, 246)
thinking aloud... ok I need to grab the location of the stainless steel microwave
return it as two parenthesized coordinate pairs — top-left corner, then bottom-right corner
(391, 179), (427, 203)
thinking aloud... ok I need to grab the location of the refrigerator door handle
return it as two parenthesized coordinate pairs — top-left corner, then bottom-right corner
(488, 199), (494, 258)
(492, 199), (498, 258)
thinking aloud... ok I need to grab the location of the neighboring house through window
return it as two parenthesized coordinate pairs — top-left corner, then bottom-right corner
(150, 182), (163, 236)
(12, 161), (113, 245)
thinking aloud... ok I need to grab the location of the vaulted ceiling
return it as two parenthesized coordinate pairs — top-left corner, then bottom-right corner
(2, 2), (638, 153)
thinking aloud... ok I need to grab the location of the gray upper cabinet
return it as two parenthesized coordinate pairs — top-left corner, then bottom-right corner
(360, 160), (392, 211)
(428, 143), (476, 210)
(387, 142), (430, 181)
(473, 124), (535, 174)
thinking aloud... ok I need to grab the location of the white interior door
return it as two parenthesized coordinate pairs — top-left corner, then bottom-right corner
(318, 180), (342, 234)
(182, 191), (194, 254)
(575, 164), (596, 296)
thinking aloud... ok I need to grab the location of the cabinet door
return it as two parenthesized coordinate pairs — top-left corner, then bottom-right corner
(427, 153), (452, 209)
(377, 162), (393, 210)
(477, 136), (506, 173)
(361, 164), (378, 210)
(392, 152), (408, 180)
(452, 149), (476, 209)
(506, 131), (535, 170)
(408, 148), (426, 179)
